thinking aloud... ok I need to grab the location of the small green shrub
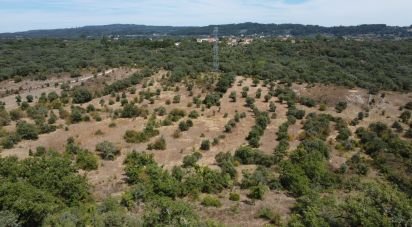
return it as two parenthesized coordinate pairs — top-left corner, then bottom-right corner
(16, 121), (38, 140)
(76, 150), (99, 170)
(9, 109), (23, 121)
(188, 110), (199, 119)
(173, 95), (181, 103)
(201, 196), (222, 207)
(182, 152), (202, 168)
(72, 87), (92, 104)
(1, 134), (21, 149)
(147, 136), (167, 150)
(335, 101), (347, 113)
(229, 91), (237, 102)
(200, 140), (210, 151)
(248, 184), (268, 200)
(257, 207), (281, 225)
(319, 103), (327, 111)
(229, 193), (240, 201)
(70, 108), (83, 123)
(96, 141), (120, 160)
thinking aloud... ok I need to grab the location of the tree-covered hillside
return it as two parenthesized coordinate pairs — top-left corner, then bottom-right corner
(0, 23), (411, 38)
(0, 37), (411, 92)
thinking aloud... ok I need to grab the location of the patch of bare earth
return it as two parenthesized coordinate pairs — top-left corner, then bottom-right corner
(0, 67), (139, 111)
(2, 72), (411, 222)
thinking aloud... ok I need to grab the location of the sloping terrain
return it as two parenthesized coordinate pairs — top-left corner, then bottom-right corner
(0, 66), (411, 226)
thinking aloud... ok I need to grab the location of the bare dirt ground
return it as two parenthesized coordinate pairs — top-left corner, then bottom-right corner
(1, 71), (411, 223)
(0, 67), (138, 111)
(292, 83), (412, 129)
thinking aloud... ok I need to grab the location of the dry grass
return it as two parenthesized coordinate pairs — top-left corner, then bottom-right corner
(1, 70), (411, 222)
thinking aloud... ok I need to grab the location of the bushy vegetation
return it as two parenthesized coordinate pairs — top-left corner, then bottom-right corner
(203, 93), (221, 108)
(299, 96), (316, 107)
(147, 136), (166, 150)
(288, 181), (412, 226)
(1, 36), (412, 226)
(257, 207), (281, 225)
(188, 110), (199, 119)
(124, 115), (159, 143)
(224, 112), (246, 133)
(269, 101), (276, 112)
(104, 69), (153, 94)
(335, 101), (348, 113)
(270, 109), (412, 226)
(70, 106), (86, 123)
(215, 73), (235, 93)
(178, 119), (193, 131)
(182, 152), (202, 168)
(274, 87), (297, 104)
(121, 103), (148, 118)
(303, 113), (332, 140)
(201, 195), (222, 207)
(400, 110), (411, 123)
(163, 109), (186, 124)
(200, 139), (211, 151)
(229, 91), (237, 102)
(215, 152), (237, 179)
(234, 146), (274, 167)
(274, 122), (290, 163)
(96, 141), (120, 160)
(0, 152), (90, 226)
(273, 110), (337, 214)
(287, 105), (306, 120)
(72, 87), (93, 104)
(356, 122), (412, 195)
(76, 150), (99, 170)
(241, 166), (279, 190)
(1, 38), (412, 92)
(123, 151), (231, 203)
(246, 111), (270, 148)
(248, 184), (268, 200)
(16, 121), (38, 140)
(1, 113), (60, 148)
(0, 107), (11, 126)
(229, 192), (240, 201)
(279, 138), (335, 196)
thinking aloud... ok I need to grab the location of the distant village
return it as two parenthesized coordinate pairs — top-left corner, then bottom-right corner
(102, 32), (385, 47)
(196, 37), (254, 45)
(194, 34), (297, 46)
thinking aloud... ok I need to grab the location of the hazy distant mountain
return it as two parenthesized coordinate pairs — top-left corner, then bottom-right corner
(1, 23), (411, 38)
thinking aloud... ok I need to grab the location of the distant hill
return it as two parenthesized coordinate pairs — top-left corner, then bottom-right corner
(172, 23), (412, 37)
(1, 23), (411, 38)
(0, 24), (191, 38)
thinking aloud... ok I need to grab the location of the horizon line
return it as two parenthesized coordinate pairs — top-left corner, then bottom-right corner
(2, 22), (412, 34)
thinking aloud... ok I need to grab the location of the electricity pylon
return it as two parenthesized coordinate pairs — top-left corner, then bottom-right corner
(213, 27), (219, 72)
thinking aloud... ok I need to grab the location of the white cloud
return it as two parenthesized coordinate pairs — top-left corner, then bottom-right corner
(276, 0), (412, 26)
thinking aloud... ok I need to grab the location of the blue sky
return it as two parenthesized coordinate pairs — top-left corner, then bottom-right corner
(0, 0), (411, 32)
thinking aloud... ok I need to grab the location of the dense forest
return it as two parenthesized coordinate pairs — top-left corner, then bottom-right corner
(0, 37), (411, 92)
(1, 23), (411, 38)
(173, 23), (412, 37)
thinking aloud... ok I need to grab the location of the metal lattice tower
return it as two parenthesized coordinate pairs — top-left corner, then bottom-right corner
(213, 27), (219, 72)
